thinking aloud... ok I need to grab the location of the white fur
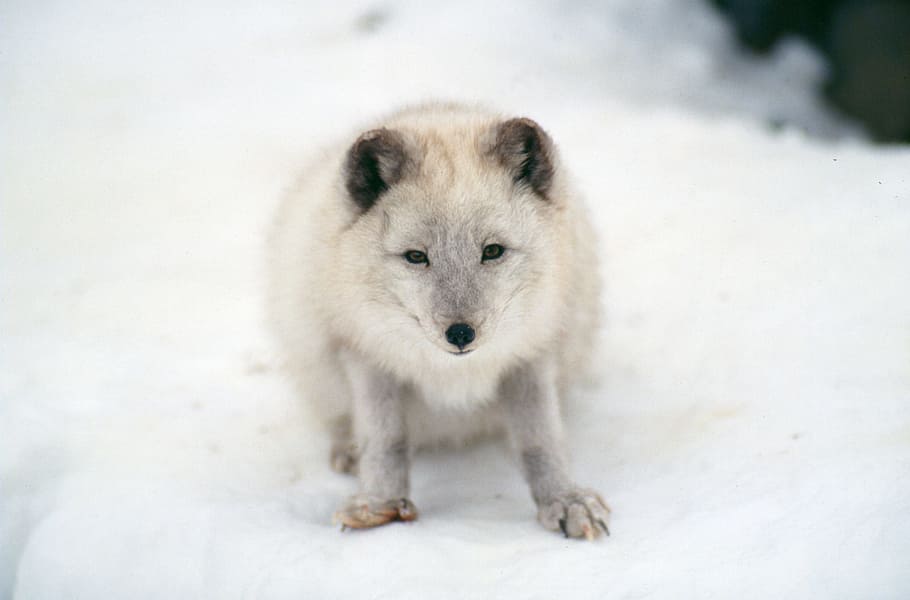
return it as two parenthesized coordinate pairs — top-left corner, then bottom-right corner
(267, 102), (600, 449)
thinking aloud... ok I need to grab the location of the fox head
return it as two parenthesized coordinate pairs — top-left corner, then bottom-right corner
(334, 112), (573, 377)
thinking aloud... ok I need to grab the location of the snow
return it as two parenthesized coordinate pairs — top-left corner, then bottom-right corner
(2, 0), (909, 598)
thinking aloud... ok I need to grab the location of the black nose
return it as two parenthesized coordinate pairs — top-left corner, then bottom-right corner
(445, 323), (475, 349)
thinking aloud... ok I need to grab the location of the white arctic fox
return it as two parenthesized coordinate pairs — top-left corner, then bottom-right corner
(268, 103), (608, 539)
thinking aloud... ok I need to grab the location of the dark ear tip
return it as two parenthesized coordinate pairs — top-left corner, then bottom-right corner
(353, 127), (392, 147)
(496, 118), (551, 148)
(346, 128), (402, 165)
(501, 116), (546, 134)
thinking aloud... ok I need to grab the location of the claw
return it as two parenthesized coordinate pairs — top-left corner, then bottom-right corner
(597, 519), (610, 537)
(397, 498), (415, 519)
(582, 523), (595, 541)
(558, 517), (569, 538)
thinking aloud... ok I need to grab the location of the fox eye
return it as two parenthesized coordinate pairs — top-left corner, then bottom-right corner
(404, 250), (429, 265)
(482, 244), (505, 262)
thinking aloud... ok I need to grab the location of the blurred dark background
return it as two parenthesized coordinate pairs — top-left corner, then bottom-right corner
(711, 0), (910, 142)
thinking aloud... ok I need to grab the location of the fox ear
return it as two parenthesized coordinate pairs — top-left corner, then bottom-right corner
(488, 118), (555, 198)
(344, 128), (410, 212)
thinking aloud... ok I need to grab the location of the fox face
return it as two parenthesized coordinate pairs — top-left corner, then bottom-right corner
(335, 117), (568, 376)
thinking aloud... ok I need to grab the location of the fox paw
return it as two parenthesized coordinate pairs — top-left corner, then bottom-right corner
(538, 488), (610, 541)
(332, 496), (418, 529)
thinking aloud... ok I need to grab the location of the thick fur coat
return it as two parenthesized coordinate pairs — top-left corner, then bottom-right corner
(268, 103), (608, 538)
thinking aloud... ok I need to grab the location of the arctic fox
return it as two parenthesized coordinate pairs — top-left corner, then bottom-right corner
(268, 103), (608, 539)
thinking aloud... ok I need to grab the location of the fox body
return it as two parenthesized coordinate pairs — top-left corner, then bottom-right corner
(268, 103), (608, 538)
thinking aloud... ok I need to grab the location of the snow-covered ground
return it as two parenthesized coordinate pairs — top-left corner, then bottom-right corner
(2, 0), (909, 597)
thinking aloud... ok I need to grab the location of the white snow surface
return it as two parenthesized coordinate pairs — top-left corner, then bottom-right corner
(2, 0), (909, 598)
